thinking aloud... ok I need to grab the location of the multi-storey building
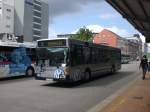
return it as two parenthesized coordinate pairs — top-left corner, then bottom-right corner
(93, 29), (142, 60)
(0, 0), (49, 42)
(0, 0), (14, 40)
(14, 0), (49, 42)
(93, 29), (120, 48)
(126, 36), (143, 59)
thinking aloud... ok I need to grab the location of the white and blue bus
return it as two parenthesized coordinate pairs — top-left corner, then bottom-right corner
(0, 41), (36, 78)
(35, 38), (121, 82)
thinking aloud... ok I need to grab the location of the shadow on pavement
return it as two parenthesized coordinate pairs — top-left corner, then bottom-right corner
(0, 76), (33, 84)
(42, 71), (135, 88)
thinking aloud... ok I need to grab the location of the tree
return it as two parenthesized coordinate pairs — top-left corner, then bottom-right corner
(71, 26), (93, 41)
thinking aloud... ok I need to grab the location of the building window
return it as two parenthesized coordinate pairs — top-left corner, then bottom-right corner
(6, 25), (10, 28)
(33, 17), (41, 23)
(34, 4), (41, 11)
(33, 30), (41, 36)
(33, 35), (40, 41)
(6, 9), (11, 12)
(33, 11), (41, 17)
(0, 8), (2, 14)
(34, 0), (41, 6)
(25, 0), (34, 6)
(33, 23), (41, 29)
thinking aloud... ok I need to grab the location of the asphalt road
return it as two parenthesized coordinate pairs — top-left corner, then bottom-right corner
(0, 61), (141, 112)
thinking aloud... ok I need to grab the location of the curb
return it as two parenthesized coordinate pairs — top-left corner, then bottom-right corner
(87, 72), (141, 112)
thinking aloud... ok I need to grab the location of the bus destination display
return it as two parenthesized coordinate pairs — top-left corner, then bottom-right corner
(38, 40), (66, 47)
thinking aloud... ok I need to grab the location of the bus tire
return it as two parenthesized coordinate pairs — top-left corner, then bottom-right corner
(111, 66), (116, 74)
(83, 70), (91, 81)
(26, 67), (35, 76)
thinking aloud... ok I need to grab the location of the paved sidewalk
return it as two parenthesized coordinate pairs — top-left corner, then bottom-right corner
(100, 73), (150, 112)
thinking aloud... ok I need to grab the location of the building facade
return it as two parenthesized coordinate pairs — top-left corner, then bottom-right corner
(14, 0), (49, 42)
(93, 29), (119, 47)
(126, 36), (143, 60)
(93, 29), (142, 60)
(117, 37), (129, 55)
(0, 0), (49, 42)
(0, 0), (14, 40)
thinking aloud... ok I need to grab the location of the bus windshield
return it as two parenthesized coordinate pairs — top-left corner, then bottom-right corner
(36, 47), (69, 67)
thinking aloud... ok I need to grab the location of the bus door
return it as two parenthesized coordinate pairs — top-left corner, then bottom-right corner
(70, 44), (85, 81)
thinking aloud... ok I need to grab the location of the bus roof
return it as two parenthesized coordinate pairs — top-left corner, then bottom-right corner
(37, 38), (120, 51)
(37, 38), (68, 41)
(0, 40), (36, 48)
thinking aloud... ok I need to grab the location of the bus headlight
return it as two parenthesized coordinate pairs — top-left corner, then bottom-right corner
(59, 74), (65, 79)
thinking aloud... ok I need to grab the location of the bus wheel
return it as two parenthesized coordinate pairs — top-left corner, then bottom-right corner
(111, 66), (116, 74)
(26, 67), (34, 76)
(83, 71), (90, 81)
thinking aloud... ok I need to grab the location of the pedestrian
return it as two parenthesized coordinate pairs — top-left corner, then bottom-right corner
(139, 55), (149, 80)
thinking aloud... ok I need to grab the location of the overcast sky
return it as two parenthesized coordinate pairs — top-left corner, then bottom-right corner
(49, 0), (101, 19)
(48, 0), (145, 42)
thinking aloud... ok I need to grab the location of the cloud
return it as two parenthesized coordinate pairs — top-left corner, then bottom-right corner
(49, 0), (103, 19)
(106, 26), (130, 37)
(86, 25), (104, 33)
(72, 25), (130, 37)
(100, 13), (118, 19)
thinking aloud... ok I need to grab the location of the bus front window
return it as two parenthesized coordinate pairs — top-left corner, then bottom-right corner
(36, 48), (69, 67)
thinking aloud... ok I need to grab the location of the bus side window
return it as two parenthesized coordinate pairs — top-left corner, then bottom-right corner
(0, 53), (8, 62)
(101, 49), (105, 62)
(70, 45), (75, 66)
(98, 49), (103, 63)
(70, 44), (83, 66)
(0, 56), (4, 62)
(91, 48), (97, 64)
(83, 47), (90, 64)
(105, 50), (110, 62)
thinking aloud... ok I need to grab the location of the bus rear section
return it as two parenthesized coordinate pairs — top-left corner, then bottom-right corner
(0, 42), (36, 78)
(35, 39), (121, 82)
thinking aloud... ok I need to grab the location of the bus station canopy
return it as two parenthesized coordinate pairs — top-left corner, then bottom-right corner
(106, 0), (150, 42)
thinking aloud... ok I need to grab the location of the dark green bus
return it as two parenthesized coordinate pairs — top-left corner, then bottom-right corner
(35, 38), (121, 82)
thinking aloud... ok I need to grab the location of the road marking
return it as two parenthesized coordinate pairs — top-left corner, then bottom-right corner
(87, 72), (141, 112)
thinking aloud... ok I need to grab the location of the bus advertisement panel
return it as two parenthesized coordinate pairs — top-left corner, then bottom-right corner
(35, 38), (121, 82)
(0, 41), (36, 78)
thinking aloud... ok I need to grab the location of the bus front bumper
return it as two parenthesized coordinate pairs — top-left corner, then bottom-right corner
(35, 75), (71, 82)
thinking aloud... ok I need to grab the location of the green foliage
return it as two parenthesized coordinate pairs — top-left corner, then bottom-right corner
(71, 26), (93, 41)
